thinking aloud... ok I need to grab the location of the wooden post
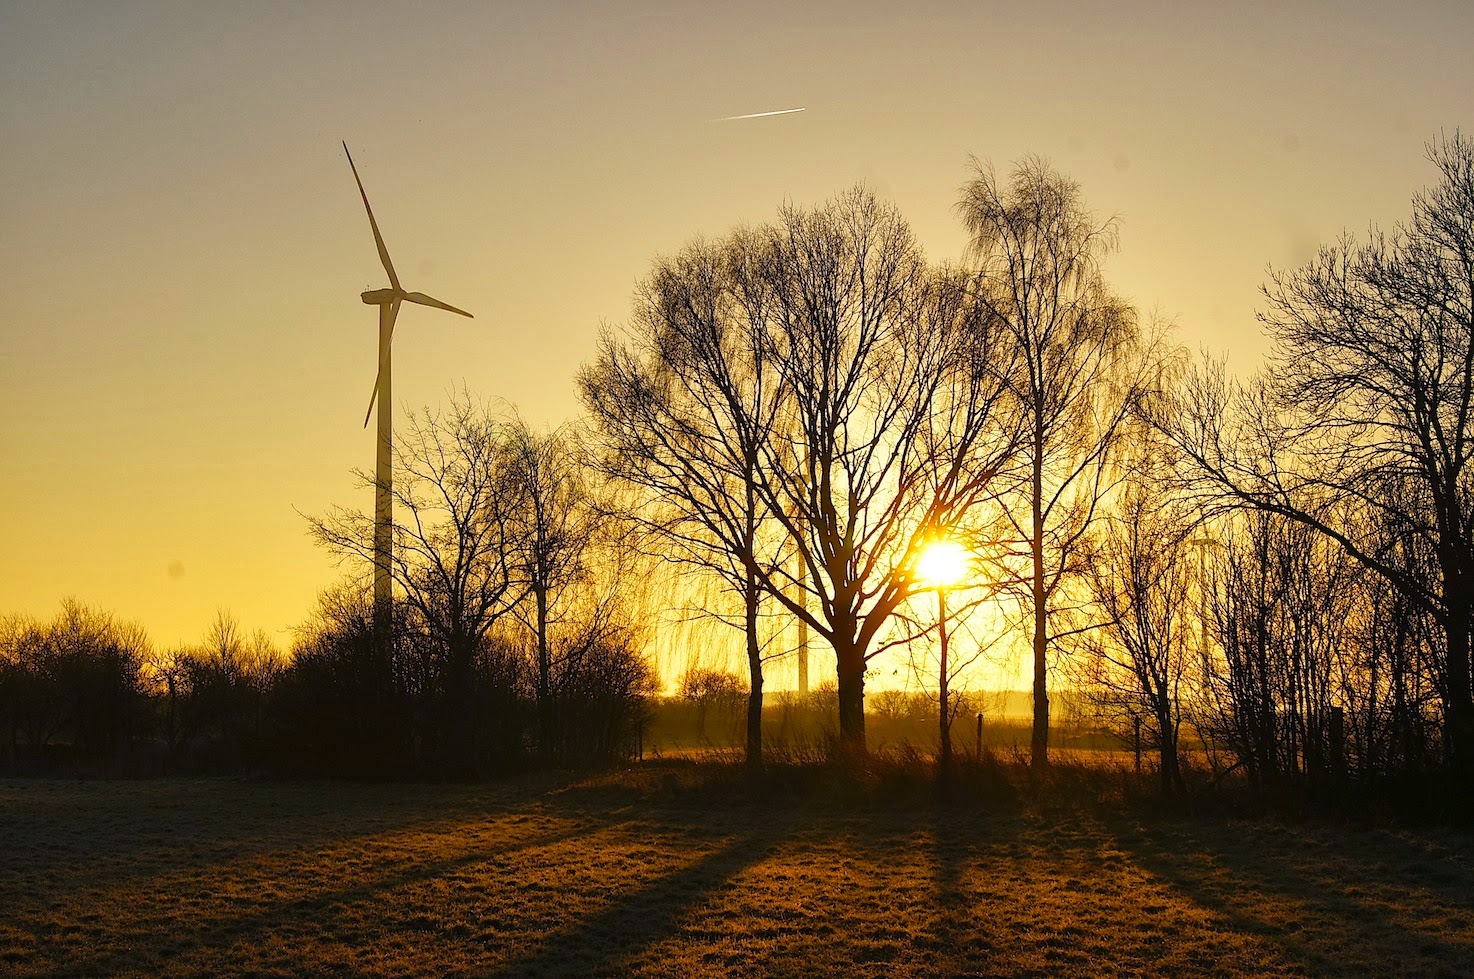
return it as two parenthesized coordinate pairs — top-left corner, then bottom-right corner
(975, 711), (984, 763)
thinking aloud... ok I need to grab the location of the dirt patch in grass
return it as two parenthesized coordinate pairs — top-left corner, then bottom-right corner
(2, 768), (1471, 977)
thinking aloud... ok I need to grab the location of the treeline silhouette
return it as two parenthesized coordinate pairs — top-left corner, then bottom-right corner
(3, 134), (1471, 808)
(0, 594), (651, 777)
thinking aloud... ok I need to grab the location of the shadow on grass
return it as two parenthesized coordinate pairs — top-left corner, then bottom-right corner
(0, 777), (566, 906)
(22, 762), (1468, 977)
(1105, 811), (1474, 976)
(924, 808), (977, 976)
(37, 815), (621, 977)
(488, 821), (792, 977)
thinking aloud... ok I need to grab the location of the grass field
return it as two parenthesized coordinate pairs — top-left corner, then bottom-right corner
(2, 765), (1471, 977)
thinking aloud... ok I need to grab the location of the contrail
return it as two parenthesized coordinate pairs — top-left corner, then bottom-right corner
(717, 107), (806, 121)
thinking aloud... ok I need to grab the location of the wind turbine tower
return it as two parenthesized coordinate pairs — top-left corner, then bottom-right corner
(343, 142), (474, 631)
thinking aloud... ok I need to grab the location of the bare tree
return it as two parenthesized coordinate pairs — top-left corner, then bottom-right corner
(750, 190), (1018, 758)
(505, 419), (602, 760)
(581, 236), (785, 768)
(1079, 461), (1195, 794)
(957, 157), (1147, 767)
(1195, 511), (1356, 783)
(586, 188), (1018, 759)
(676, 665), (748, 743)
(897, 568), (1006, 777)
(1163, 133), (1474, 775)
(1336, 507), (1445, 776)
(309, 394), (526, 762)
(0, 601), (149, 762)
(144, 643), (192, 753)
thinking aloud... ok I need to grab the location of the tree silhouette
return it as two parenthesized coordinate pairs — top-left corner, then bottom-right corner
(308, 394), (526, 770)
(958, 157), (1149, 767)
(581, 236), (784, 767)
(505, 419), (601, 760)
(1164, 133), (1474, 777)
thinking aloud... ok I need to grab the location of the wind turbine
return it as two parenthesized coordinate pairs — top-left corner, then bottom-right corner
(343, 141), (474, 628)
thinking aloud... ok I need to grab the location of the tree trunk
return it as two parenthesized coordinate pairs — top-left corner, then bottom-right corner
(165, 675), (178, 754)
(1157, 711), (1183, 796)
(1152, 678), (1178, 794)
(744, 569), (764, 770)
(1032, 597), (1049, 768)
(1444, 559), (1473, 778)
(937, 589), (952, 780)
(536, 584), (553, 763)
(1031, 451), (1050, 768)
(834, 633), (867, 762)
(442, 633), (475, 776)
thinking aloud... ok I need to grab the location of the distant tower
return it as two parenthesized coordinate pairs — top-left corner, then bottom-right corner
(797, 614), (809, 694)
(792, 554), (809, 694)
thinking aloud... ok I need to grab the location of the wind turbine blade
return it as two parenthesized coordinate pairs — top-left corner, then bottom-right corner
(403, 292), (474, 318)
(362, 298), (402, 429)
(343, 141), (401, 291)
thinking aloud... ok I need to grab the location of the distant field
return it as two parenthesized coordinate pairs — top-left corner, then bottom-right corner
(642, 698), (1129, 760)
(2, 769), (1471, 977)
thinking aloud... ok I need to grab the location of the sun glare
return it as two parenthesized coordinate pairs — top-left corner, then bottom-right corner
(916, 539), (970, 589)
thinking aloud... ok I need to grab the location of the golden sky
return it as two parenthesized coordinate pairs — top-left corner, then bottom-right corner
(2, 0), (1471, 651)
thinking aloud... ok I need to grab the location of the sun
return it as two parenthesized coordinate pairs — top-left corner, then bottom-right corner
(915, 539), (970, 589)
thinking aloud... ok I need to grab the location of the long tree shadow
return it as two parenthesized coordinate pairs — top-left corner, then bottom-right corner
(0, 777), (562, 905)
(925, 808), (975, 976)
(1104, 811), (1474, 976)
(39, 815), (621, 977)
(489, 818), (794, 977)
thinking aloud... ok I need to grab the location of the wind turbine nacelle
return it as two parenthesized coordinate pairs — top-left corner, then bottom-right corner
(361, 288), (399, 305)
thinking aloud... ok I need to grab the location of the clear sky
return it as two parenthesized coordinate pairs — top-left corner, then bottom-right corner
(2, 0), (1471, 651)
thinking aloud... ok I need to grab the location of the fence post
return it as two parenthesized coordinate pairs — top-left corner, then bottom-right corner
(976, 711), (984, 763)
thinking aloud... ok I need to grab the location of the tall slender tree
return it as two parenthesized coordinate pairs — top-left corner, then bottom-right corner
(957, 157), (1146, 767)
(581, 237), (784, 767)
(505, 420), (601, 760)
(1080, 456), (1195, 794)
